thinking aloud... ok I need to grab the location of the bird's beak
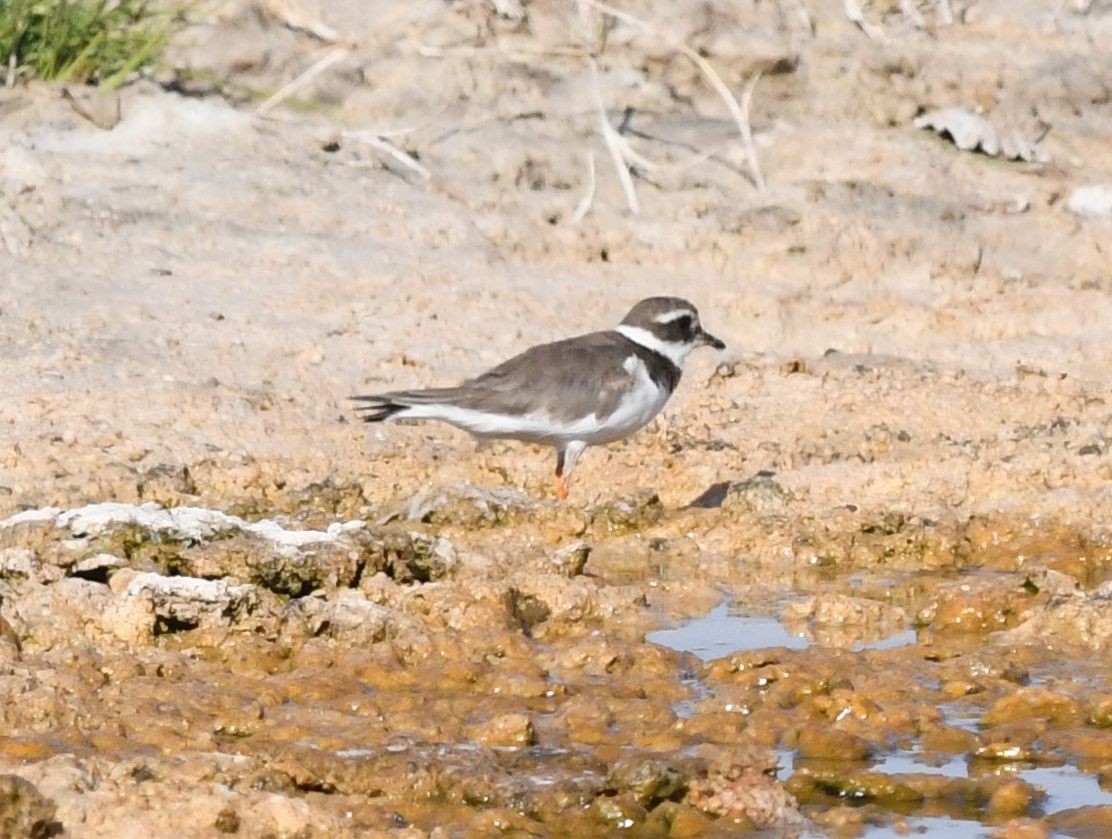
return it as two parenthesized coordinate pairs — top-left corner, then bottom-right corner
(697, 328), (726, 351)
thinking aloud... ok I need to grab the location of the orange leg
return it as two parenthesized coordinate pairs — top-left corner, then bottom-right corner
(553, 443), (584, 501)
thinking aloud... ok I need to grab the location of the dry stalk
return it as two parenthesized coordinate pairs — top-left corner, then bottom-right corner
(569, 151), (597, 223)
(584, 0), (767, 192)
(257, 46), (350, 115)
(587, 56), (641, 214)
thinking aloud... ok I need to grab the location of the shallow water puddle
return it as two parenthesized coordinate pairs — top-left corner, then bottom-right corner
(871, 752), (1112, 811)
(646, 601), (916, 660)
(1005, 764), (1112, 814)
(858, 816), (974, 838)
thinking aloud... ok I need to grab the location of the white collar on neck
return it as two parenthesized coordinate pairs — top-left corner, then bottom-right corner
(616, 325), (690, 368)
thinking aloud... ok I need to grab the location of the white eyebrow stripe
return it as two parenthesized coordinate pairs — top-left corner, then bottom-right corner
(653, 309), (695, 324)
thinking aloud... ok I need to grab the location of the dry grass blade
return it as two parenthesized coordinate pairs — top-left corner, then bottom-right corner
(585, 0), (767, 192)
(570, 151), (597, 223)
(739, 72), (765, 192)
(587, 57), (640, 214)
(257, 47), (349, 115)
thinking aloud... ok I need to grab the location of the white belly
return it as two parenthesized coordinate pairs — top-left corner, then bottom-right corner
(581, 362), (669, 444)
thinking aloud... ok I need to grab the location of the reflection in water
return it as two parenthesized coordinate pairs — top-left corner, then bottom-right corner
(647, 602), (916, 661)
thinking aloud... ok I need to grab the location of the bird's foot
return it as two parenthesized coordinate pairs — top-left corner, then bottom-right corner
(554, 474), (569, 501)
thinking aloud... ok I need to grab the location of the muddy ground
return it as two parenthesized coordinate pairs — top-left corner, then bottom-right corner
(1, 0), (1111, 836)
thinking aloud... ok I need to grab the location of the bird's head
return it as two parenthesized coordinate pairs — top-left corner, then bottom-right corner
(615, 296), (725, 368)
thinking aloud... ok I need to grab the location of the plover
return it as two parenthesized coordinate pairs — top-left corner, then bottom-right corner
(352, 296), (725, 499)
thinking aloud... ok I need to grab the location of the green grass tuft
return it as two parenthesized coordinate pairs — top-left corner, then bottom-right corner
(0, 0), (182, 89)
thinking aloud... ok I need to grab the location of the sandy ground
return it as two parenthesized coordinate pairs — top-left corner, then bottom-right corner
(0, 0), (1111, 836)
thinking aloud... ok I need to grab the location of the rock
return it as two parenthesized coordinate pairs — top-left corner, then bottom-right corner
(382, 531), (458, 583)
(93, 572), (272, 643)
(1004, 599), (1112, 650)
(590, 793), (647, 829)
(790, 725), (876, 761)
(786, 768), (923, 805)
(591, 491), (663, 534)
(988, 779), (1036, 819)
(721, 473), (791, 515)
(0, 775), (57, 839)
(465, 712), (535, 747)
(285, 590), (401, 643)
(213, 805), (240, 833)
(1067, 185), (1112, 219)
(607, 757), (690, 806)
(913, 107), (1048, 162)
(983, 688), (1085, 727)
(70, 553), (127, 581)
(0, 548), (59, 583)
(389, 484), (535, 528)
(550, 542), (591, 577)
(1088, 694), (1112, 728)
(651, 801), (715, 837)
(1050, 805), (1112, 838)
(685, 748), (803, 829)
(0, 502), (371, 596)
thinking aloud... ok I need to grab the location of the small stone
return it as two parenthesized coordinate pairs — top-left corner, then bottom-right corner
(983, 688), (1084, 728)
(988, 779), (1035, 818)
(0, 775), (57, 838)
(608, 757), (688, 806)
(466, 712), (534, 748)
(551, 541), (591, 577)
(109, 567), (142, 594)
(1050, 805), (1112, 837)
(1089, 695), (1112, 728)
(215, 805), (240, 833)
(591, 793), (647, 829)
(792, 725), (875, 761)
(722, 473), (791, 514)
(651, 801), (714, 837)
(1066, 184), (1112, 219)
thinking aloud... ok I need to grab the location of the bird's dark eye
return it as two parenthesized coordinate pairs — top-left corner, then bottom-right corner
(674, 315), (693, 333)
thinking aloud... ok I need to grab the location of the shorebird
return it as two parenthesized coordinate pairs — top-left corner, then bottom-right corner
(352, 296), (725, 499)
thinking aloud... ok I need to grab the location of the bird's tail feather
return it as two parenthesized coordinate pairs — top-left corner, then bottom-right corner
(350, 388), (466, 423)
